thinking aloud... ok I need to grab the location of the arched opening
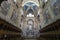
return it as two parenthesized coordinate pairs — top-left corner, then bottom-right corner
(27, 13), (34, 17)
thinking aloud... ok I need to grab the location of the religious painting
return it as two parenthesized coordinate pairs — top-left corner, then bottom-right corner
(11, 9), (18, 23)
(43, 9), (51, 23)
(0, 1), (10, 15)
(53, 0), (60, 16)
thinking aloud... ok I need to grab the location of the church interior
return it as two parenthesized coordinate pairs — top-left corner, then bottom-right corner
(0, 0), (60, 40)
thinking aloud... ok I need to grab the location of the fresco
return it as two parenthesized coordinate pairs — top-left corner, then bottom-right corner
(11, 9), (18, 23)
(23, 2), (37, 13)
(0, 1), (10, 15)
(44, 9), (51, 23)
(53, 0), (60, 16)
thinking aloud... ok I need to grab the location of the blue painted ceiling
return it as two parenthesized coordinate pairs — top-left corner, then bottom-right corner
(23, 2), (37, 13)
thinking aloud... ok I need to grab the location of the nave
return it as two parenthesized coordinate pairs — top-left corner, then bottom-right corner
(0, 0), (60, 40)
